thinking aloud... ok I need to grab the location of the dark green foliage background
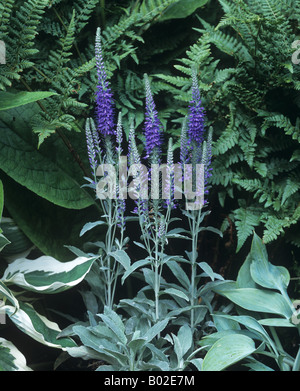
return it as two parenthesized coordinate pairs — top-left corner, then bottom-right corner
(0, 0), (299, 290)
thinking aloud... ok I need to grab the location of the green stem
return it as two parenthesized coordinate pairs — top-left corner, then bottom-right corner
(269, 326), (290, 371)
(106, 199), (113, 309)
(292, 345), (300, 371)
(154, 217), (160, 323)
(189, 212), (199, 329)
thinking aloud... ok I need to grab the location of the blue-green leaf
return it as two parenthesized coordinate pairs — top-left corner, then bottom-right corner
(202, 334), (256, 371)
(249, 233), (290, 295)
(215, 287), (293, 319)
(80, 221), (107, 237)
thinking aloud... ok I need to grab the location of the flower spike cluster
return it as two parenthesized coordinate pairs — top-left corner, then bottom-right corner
(187, 69), (205, 147)
(85, 118), (97, 174)
(144, 74), (163, 161)
(85, 118), (102, 176)
(95, 27), (115, 139)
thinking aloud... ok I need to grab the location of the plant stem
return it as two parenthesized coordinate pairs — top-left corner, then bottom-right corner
(154, 216), (160, 322)
(190, 213), (197, 330)
(292, 345), (300, 371)
(269, 326), (290, 371)
(106, 199), (113, 309)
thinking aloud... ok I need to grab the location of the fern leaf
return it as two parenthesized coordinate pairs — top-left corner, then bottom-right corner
(234, 207), (261, 252)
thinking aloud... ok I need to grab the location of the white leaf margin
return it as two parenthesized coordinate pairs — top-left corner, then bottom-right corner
(3, 303), (77, 350)
(0, 337), (32, 371)
(1, 255), (96, 293)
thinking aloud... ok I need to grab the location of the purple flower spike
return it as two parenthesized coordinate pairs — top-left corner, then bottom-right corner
(144, 74), (163, 160)
(188, 70), (205, 146)
(95, 28), (115, 138)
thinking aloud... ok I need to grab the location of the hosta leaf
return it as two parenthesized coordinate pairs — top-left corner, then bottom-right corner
(190, 358), (203, 370)
(249, 233), (290, 295)
(1, 255), (96, 293)
(0, 338), (32, 371)
(202, 334), (256, 371)
(214, 287), (293, 319)
(4, 302), (76, 349)
(0, 280), (19, 310)
(237, 252), (257, 288)
(258, 318), (295, 328)
(214, 314), (276, 351)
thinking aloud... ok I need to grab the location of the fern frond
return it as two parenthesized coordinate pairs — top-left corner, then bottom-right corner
(74, 0), (99, 33)
(8, 0), (49, 73)
(233, 206), (261, 252)
(0, 0), (15, 37)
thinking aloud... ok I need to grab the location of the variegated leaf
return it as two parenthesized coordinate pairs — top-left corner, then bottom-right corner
(4, 302), (77, 350)
(1, 255), (96, 293)
(0, 338), (32, 371)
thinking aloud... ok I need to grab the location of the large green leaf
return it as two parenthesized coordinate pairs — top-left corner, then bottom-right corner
(249, 233), (290, 295)
(213, 286), (293, 319)
(202, 334), (256, 371)
(0, 91), (57, 111)
(0, 105), (94, 209)
(237, 252), (257, 289)
(1, 255), (96, 293)
(160, 0), (210, 21)
(0, 338), (32, 371)
(214, 314), (277, 352)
